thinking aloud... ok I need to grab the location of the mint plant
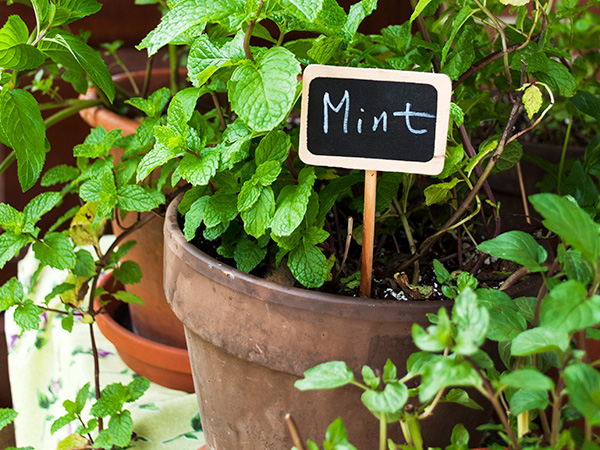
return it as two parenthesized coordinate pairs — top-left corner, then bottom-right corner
(0, 0), (115, 191)
(130, 0), (599, 293)
(294, 192), (600, 449)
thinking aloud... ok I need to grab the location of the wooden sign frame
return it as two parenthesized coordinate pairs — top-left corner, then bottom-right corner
(299, 65), (452, 175)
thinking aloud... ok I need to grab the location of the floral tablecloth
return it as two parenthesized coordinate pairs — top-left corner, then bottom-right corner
(5, 242), (204, 450)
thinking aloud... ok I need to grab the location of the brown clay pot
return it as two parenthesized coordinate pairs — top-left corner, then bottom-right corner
(95, 274), (194, 392)
(163, 194), (492, 450)
(79, 69), (187, 350)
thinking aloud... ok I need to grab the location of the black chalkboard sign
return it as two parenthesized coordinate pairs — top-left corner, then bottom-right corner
(299, 65), (452, 175)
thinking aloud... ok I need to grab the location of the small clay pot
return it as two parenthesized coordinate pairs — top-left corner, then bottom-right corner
(95, 274), (194, 393)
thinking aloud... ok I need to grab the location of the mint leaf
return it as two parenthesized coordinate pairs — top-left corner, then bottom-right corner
(0, 408), (17, 431)
(41, 165), (80, 187)
(241, 187), (276, 238)
(535, 59), (576, 98)
(125, 87), (171, 119)
(511, 327), (569, 356)
(53, 0), (102, 25)
(361, 382), (408, 415)
(529, 193), (599, 263)
(183, 196), (209, 241)
(233, 238), (267, 273)
(187, 32), (245, 88)
(0, 204), (24, 234)
(295, 361), (354, 390)
(280, 0), (324, 22)
(572, 91), (600, 122)
(74, 127), (122, 158)
(204, 192), (238, 228)
(138, 0), (244, 55)
(33, 232), (76, 270)
(90, 383), (129, 418)
(522, 84), (543, 119)
(0, 89), (46, 191)
(0, 16), (45, 70)
(113, 260), (143, 285)
(424, 179), (460, 206)
(0, 277), (23, 312)
(0, 232), (31, 269)
(288, 241), (327, 288)
(564, 364), (600, 426)
(272, 167), (316, 236)
(477, 230), (548, 273)
(229, 46), (300, 132)
(499, 369), (554, 391)
(49, 31), (115, 102)
(13, 299), (42, 331)
(136, 126), (184, 182)
(23, 192), (62, 232)
(179, 151), (220, 186)
(106, 410), (133, 447)
(117, 185), (165, 212)
(540, 282), (600, 333)
(255, 130), (290, 165)
(112, 291), (144, 306)
(342, 0), (377, 39)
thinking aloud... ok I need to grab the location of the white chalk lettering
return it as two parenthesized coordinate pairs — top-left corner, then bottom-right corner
(372, 112), (388, 132)
(323, 90), (350, 134)
(393, 102), (436, 135)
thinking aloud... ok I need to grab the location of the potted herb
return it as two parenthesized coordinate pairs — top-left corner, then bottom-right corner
(141, 0), (599, 448)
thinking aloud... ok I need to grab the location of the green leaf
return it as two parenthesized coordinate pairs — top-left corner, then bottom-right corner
(288, 241), (327, 288)
(0, 16), (45, 70)
(522, 84), (543, 119)
(419, 358), (481, 402)
(41, 165), (80, 187)
(508, 389), (549, 416)
(572, 91), (600, 122)
(410, 0), (434, 22)
(307, 35), (344, 64)
(499, 369), (554, 391)
(125, 87), (171, 119)
(106, 410), (133, 447)
(137, 126), (184, 182)
(529, 193), (599, 263)
(113, 260), (142, 285)
(452, 288), (489, 355)
(424, 178), (460, 206)
(564, 364), (600, 425)
(74, 127), (122, 158)
(479, 290), (527, 342)
(341, 0), (377, 39)
(241, 187), (276, 238)
(255, 130), (290, 166)
(204, 192), (237, 228)
(558, 245), (594, 285)
(477, 230), (547, 272)
(0, 278), (23, 312)
(361, 366), (379, 389)
(0, 204), (24, 234)
(117, 185), (165, 212)
(412, 307), (453, 352)
(138, 0), (244, 55)
(433, 259), (451, 284)
(511, 327), (569, 356)
(49, 31), (115, 102)
(0, 89), (46, 191)
(33, 232), (76, 270)
(361, 382), (408, 415)
(13, 299), (42, 331)
(0, 408), (17, 431)
(90, 383), (129, 418)
(233, 238), (267, 273)
(450, 103), (465, 127)
(228, 47), (301, 132)
(53, 0), (102, 25)
(540, 282), (600, 332)
(440, 6), (475, 66)
(0, 232), (30, 269)
(113, 291), (145, 306)
(441, 25), (476, 81)
(272, 167), (316, 236)
(187, 33), (244, 88)
(23, 192), (62, 232)
(73, 249), (96, 278)
(295, 361), (354, 390)
(323, 417), (356, 449)
(183, 196), (209, 241)
(51, 414), (76, 435)
(442, 389), (483, 410)
(535, 60), (576, 98)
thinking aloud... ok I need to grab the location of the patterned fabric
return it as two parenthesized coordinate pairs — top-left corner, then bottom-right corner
(5, 241), (204, 449)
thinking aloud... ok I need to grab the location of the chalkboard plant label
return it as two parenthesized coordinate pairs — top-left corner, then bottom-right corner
(299, 65), (452, 175)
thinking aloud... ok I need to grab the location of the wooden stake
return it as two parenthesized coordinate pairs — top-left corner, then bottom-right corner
(360, 170), (377, 297)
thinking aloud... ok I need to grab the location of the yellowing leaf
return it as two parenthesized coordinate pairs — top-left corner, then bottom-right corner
(522, 84), (543, 119)
(499, 0), (530, 5)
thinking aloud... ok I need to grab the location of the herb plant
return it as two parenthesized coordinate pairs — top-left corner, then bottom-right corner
(294, 194), (600, 450)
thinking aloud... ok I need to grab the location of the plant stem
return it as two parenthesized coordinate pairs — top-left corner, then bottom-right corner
(284, 414), (305, 450)
(0, 151), (16, 177)
(169, 44), (178, 94)
(379, 412), (387, 450)
(244, 0), (265, 62)
(550, 376), (565, 446)
(211, 93), (227, 132)
(89, 322), (103, 432)
(142, 54), (156, 99)
(557, 116), (573, 195)
(468, 357), (521, 450)
(44, 99), (103, 129)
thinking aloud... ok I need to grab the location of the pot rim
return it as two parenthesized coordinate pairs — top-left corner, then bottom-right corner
(165, 192), (451, 321)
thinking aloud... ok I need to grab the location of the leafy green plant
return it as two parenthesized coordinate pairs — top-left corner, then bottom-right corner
(294, 193), (600, 450)
(124, 0), (600, 294)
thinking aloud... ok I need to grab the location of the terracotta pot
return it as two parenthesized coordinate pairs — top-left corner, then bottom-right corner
(163, 194), (492, 450)
(95, 274), (194, 393)
(79, 69), (187, 350)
